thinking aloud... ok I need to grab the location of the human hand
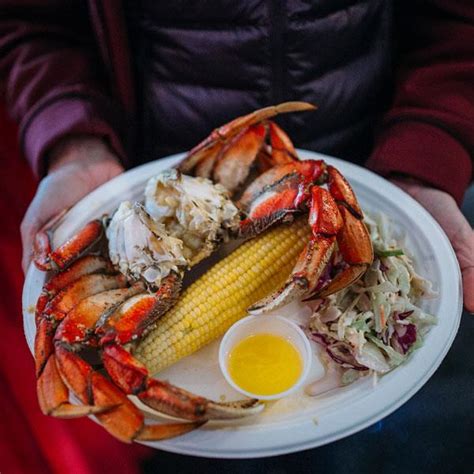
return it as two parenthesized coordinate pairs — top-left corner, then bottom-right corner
(392, 178), (474, 312)
(21, 136), (124, 273)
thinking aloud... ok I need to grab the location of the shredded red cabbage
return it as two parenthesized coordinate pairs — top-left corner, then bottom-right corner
(378, 259), (389, 272)
(326, 342), (368, 371)
(393, 323), (417, 354)
(310, 332), (331, 347)
(397, 310), (414, 320)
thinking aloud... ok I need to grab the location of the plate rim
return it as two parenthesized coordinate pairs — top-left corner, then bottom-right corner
(22, 150), (463, 458)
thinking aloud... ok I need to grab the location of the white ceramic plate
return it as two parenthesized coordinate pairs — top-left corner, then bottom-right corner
(22, 150), (463, 458)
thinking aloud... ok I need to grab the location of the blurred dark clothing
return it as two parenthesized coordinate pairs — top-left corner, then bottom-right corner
(124, 0), (392, 165)
(0, 1), (473, 203)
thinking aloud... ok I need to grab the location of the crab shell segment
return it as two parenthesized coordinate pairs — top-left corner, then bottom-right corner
(178, 102), (316, 194)
(33, 216), (104, 272)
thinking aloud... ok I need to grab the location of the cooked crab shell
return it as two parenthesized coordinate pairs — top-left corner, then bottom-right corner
(144, 169), (240, 266)
(106, 201), (187, 287)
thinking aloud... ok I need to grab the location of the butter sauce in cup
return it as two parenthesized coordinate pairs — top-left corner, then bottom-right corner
(219, 315), (312, 400)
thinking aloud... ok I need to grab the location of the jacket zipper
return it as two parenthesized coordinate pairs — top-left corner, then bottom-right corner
(269, 0), (286, 105)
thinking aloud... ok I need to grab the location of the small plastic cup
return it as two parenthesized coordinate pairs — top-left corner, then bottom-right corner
(219, 315), (312, 400)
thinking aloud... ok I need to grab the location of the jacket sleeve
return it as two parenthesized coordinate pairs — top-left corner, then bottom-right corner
(0, 1), (127, 177)
(366, 0), (474, 205)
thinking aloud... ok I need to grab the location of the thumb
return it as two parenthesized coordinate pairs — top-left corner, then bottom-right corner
(452, 226), (474, 312)
(21, 210), (68, 274)
(21, 215), (39, 274)
(464, 268), (474, 313)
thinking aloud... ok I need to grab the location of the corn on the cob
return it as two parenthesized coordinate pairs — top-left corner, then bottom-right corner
(135, 218), (310, 375)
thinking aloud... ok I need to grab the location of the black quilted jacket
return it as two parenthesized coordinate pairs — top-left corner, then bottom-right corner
(126, 0), (392, 164)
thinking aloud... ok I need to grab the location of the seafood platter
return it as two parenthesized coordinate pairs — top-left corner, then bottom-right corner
(22, 104), (462, 457)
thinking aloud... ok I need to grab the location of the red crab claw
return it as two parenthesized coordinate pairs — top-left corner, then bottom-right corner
(268, 122), (298, 164)
(34, 218), (104, 272)
(36, 272), (127, 375)
(179, 102), (315, 173)
(37, 353), (108, 418)
(210, 123), (267, 193)
(35, 266), (94, 419)
(54, 345), (203, 442)
(249, 186), (343, 312)
(236, 160), (373, 312)
(178, 102), (316, 194)
(54, 284), (147, 348)
(238, 160), (327, 237)
(35, 255), (114, 325)
(315, 166), (373, 297)
(39, 285), (143, 418)
(96, 274), (182, 346)
(94, 276), (263, 422)
(43, 273), (128, 323)
(52, 274), (204, 441)
(34, 257), (119, 373)
(102, 344), (263, 422)
(190, 123), (265, 182)
(35, 270), (129, 418)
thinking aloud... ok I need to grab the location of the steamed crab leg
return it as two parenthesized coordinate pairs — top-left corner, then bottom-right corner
(37, 286), (135, 418)
(35, 256), (114, 323)
(179, 102), (316, 193)
(34, 219), (104, 272)
(103, 345), (263, 422)
(35, 270), (128, 417)
(234, 160), (373, 312)
(238, 160), (328, 237)
(268, 122), (298, 164)
(34, 256), (116, 374)
(52, 273), (260, 441)
(51, 276), (203, 442)
(35, 272), (128, 374)
(54, 345), (202, 442)
(211, 123), (267, 193)
(36, 354), (101, 418)
(249, 186), (343, 312)
(316, 166), (373, 297)
(97, 276), (263, 421)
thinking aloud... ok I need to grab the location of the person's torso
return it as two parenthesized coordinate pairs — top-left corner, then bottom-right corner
(126, 0), (393, 165)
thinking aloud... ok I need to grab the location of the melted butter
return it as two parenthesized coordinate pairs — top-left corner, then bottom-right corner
(228, 333), (302, 396)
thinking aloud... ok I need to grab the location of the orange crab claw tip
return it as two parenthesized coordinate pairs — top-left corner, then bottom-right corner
(275, 101), (317, 113)
(136, 420), (207, 441)
(49, 403), (117, 419)
(248, 280), (304, 314)
(316, 264), (370, 299)
(50, 219), (104, 270)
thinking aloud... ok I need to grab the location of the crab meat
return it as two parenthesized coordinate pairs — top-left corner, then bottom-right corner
(106, 170), (240, 288)
(106, 202), (186, 287)
(144, 169), (240, 266)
